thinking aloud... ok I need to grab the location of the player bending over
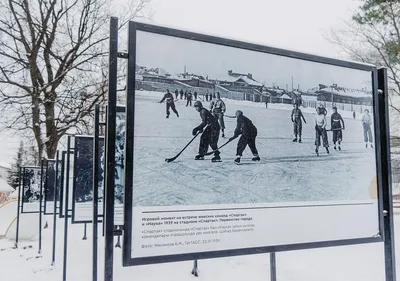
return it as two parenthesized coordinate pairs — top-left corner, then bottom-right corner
(192, 101), (221, 162)
(291, 104), (306, 143)
(229, 110), (260, 164)
(330, 106), (345, 150)
(314, 107), (329, 156)
(159, 89), (179, 118)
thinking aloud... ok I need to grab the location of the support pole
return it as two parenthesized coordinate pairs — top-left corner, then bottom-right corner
(115, 226), (121, 248)
(51, 151), (59, 266)
(93, 104), (100, 281)
(39, 159), (44, 254)
(377, 68), (397, 281)
(270, 252), (277, 281)
(63, 136), (72, 281)
(15, 167), (22, 249)
(83, 223), (87, 240)
(191, 260), (199, 277)
(104, 17), (118, 281)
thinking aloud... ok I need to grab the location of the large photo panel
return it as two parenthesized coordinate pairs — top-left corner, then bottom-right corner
(102, 106), (126, 226)
(60, 149), (74, 218)
(44, 159), (61, 215)
(72, 135), (105, 223)
(124, 23), (381, 265)
(21, 166), (45, 213)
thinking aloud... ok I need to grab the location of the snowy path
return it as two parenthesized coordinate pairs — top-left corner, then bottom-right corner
(1, 213), (399, 281)
(132, 91), (376, 206)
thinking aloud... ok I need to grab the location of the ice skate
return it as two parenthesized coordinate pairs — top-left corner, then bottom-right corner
(166, 115), (169, 119)
(334, 145), (337, 150)
(194, 155), (204, 160)
(326, 147), (329, 154)
(365, 143), (368, 148)
(370, 143), (374, 148)
(338, 146), (341, 151)
(252, 156), (260, 161)
(292, 138), (297, 142)
(211, 155), (221, 162)
(315, 148), (319, 156)
(234, 157), (241, 164)
(176, 113), (179, 118)
(298, 138), (302, 143)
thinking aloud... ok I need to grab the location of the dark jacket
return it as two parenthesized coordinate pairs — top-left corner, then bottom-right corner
(331, 112), (345, 129)
(160, 93), (174, 104)
(194, 108), (220, 132)
(234, 115), (257, 138)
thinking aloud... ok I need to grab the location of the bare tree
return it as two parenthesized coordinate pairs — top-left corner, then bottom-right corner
(324, 0), (400, 137)
(0, 0), (152, 160)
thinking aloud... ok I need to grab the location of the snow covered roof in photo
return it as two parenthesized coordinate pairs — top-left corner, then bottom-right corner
(315, 86), (372, 98)
(208, 70), (263, 87)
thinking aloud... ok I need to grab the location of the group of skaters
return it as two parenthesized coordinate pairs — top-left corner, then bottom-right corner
(159, 90), (260, 164)
(291, 102), (374, 156)
(160, 88), (375, 161)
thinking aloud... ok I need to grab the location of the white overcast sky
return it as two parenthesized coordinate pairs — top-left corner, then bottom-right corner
(132, 0), (371, 90)
(146, 0), (361, 58)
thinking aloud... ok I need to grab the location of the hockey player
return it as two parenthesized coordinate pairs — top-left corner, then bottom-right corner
(330, 106), (345, 150)
(186, 91), (193, 107)
(314, 106), (329, 156)
(210, 92), (226, 137)
(316, 103), (327, 116)
(174, 89), (179, 99)
(159, 89), (179, 118)
(362, 109), (373, 148)
(291, 104), (306, 143)
(194, 91), (198, 100)
(180, 89), (184, 99)
(192, 101), (221, 162)
(229, 110), (260, 164)
(294, 93), (302, 107)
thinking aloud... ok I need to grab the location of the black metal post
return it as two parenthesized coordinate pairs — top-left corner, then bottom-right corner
(83, 223), (87, 240)
(378, 68), (397, 281)
(102, 107), (106, 238)
(270, 252), (277, 281)
(191, 260), (199, 277)
(63, 136), (72, 281)
(52, 151), (59, 266)
(115, 226), (121, 248)
(15, 167), (22, 248)
(104, 17), (118, 281)
(39, 159), (44, 254)
(93, 104), (100, 281)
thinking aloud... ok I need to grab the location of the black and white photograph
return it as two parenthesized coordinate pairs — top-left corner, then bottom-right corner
(129, 30), (378, 207)
(21, 167), (44, 213)
(123, 26), (382, 263)
(60, 151), (74, 217)
(72, 136), (104, 222)
(100, 108), (125, 224)
(44, 159), (60, 215)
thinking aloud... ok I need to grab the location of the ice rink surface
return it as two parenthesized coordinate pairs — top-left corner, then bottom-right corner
(131, 91), (377, 206)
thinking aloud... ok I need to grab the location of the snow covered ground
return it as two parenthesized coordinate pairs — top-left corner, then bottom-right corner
(0, 211), (399, 281)
(132, 90), (376, 206)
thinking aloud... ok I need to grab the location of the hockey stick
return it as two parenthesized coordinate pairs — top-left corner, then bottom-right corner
(224, 114), (236, 118)
(326, 128), (344, 132)
(165, 131), (201, 163)
(203, 136), (237, 156)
